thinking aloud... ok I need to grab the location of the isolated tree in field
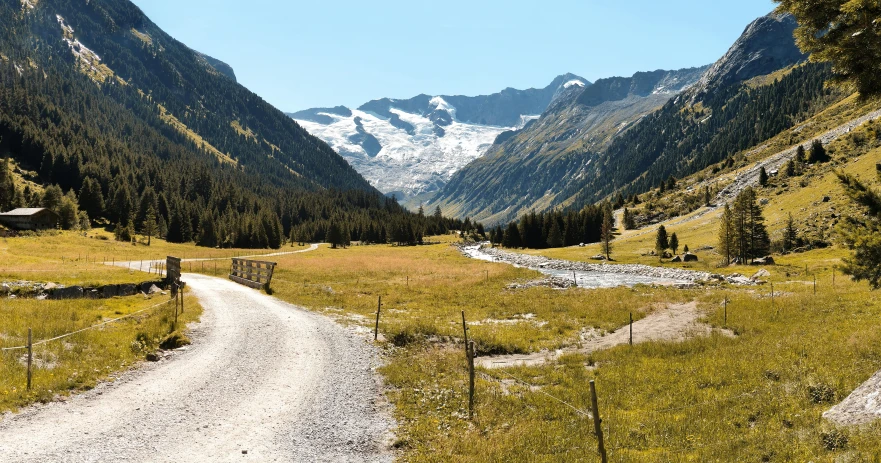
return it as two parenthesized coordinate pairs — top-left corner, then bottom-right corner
(601, 207), (614, 260)
(655, 225), (669, 259)
(784, 212), (798, 253)
(143, 205), (158, 246)
(807, 140), (830, 164)
(784, 159), (797, 178)
(704, 186), (712, 207)
(759, 167), (769, 187)
(775, 0), (881, 96)
(670, 232), (679, 255)
(836, 165), (881, 288)
(725, 187), (771, 263)
(683, 244), (690, 254)
(719, 203), (734, 265)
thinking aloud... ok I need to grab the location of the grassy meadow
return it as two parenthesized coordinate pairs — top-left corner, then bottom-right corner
(0, 230), (212, 413)
(234, 235), (881, 461)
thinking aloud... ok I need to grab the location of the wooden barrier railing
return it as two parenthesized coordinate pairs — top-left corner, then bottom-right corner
(229, 258), (277, 291)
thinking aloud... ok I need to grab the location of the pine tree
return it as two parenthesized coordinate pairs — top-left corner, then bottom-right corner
(775, 0), (881, 96)
(623, 207), (636, 230)
(0, 157), (16, 212)
(143, 205), (158, 246)
(502, 222), (522, 248)
(836, 165), (881, 287)
(784, 160), (797, 177)
(655, 225), (669, 260)
(807, 139), (830, 164)
(704, 186), (712, 207)
(58, 191), (80, 230)
(759, 167), (769, 187)
(600, 207), (614, 260)
(683, 244), (689, 254)
(326, 222), (343, 249)
(784, 212), (798, 253)
(77, 177), (105, 223)
(669, 232), (679, 255)
(719, 203), (734, 265)
(41, 184), (63, 212)
(547, 220), (564, 248)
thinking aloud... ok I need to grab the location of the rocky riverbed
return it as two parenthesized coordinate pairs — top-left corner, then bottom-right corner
(459, 244), (759, 288)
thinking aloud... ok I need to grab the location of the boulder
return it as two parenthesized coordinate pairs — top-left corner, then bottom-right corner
(51, 286), (83, 300)
(752, 256), (775, 265)
(103, 285), (120, 298)
(662, 251), (673, 259)
(146, 284), (163, 295)
(752, 269), (771, 280)
(590, 254), (607, 261)
(119, 284), (138, 296)
(670, 256), (682, 263)
(683, 253), (699, 262)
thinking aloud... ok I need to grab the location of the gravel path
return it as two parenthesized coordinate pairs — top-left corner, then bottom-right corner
(477, 302), (734, 369)
(0, 273), (395, 462)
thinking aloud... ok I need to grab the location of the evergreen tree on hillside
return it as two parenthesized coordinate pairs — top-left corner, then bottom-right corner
(729, 187), (770, 263)
(143, 205), (158, 246)
(0, 156), (15, 212)
(655, 225), (669, 260)
(836, 165), (881, 288)
(784, 212), (798, 253)
(759, 167), (769, 187)
(776, 0), (881, 96)
(670, 232), (679, 255)
(600, 207), (614, 260)
(78, 177), (105, 223)
(622, 208), (636, 230)
(41, 185), (63, 213)
(719, 203), (734, 265)
(327, 222), (344, 248)
(807, 140), (830, 164)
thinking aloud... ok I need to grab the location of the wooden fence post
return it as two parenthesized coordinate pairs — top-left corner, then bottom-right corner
(180, 286), (184, 314)
(27, 328), (32, 391)
(174, 290), (179, 329)
(814, 275), (817, 295)
(374, 296), (382, 341)
(589, 380), (607, 463)
(468, 340), (475, 420)
(724, 298), (728, 327)
(629, 312), (633, 346)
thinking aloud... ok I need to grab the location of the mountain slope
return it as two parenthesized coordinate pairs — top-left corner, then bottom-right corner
(432, 12), (839, 226)
(431, 66), (707, 225)
(289, 74), (589, 202)
(0, 0), (452, 247)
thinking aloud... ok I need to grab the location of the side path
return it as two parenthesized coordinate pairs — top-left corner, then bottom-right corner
(0, 273), (395, 462)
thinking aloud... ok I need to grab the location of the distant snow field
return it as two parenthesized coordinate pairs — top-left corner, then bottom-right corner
(296, 106), (534, 199)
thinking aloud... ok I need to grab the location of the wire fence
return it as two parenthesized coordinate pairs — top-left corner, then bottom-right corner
(0, 298), (174, 352)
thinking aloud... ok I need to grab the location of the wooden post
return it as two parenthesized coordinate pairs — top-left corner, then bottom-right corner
(589, 380), (607, 463)
(468, 340), (475, 420)
(573, 271), (577, 286)
(461, 310), (469, 358)
(26, 328), (32, 391)
(724, 298), (728, 327)
(180, 286), (184, 314)
(374, 296), (381, 341)
(629, 312), (633, 346)
(813, 275), (817, 295)
(174, 291), (179, 329)
(832, 268), (835, 286)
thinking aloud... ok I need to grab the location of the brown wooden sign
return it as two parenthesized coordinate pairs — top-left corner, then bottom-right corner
(229, 258), (277, 291)
(166, 256), (182, 287)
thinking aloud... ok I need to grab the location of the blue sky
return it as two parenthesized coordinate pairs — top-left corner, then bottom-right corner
(131, 0), (777, 112)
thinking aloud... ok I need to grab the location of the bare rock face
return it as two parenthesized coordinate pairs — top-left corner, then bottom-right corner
(691, 12), (806, 101)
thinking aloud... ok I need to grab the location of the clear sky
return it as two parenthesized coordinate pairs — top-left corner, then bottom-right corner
(130, 0), (777, 112)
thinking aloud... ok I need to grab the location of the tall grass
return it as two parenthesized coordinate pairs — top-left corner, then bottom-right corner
(0, 294), (201, 413)
(252, 239), (881, 461)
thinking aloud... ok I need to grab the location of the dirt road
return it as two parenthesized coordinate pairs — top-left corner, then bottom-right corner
(0, 273), (394, 462)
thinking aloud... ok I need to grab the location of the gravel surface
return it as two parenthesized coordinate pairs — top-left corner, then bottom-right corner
(459, 244), (752, 286)
(0, 273), (395, 462)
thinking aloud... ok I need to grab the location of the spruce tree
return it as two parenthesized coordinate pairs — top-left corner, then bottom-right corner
(836, 166), (881, 287)
(759, 167), (769, 187)
(0, 157), (15, 212)
(719, 204), (734, 265)
(502, 222), (522, 248)
(669, 232), (679, 255)
(78, 177), (105, 223)
(807, 140), (829, 164)
(655, 225), (669, 260)
(600, 208), (614, 260)
(326, 222), (343, 249)
(546, 220), (563, 248)
(143, 205), (158, 246)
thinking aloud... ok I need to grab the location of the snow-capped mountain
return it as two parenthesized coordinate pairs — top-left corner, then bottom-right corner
(288, 74), (588, 203)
